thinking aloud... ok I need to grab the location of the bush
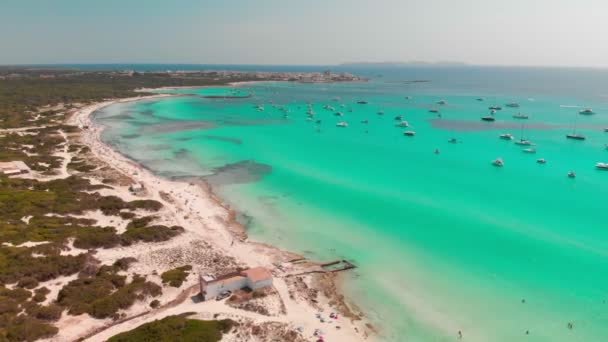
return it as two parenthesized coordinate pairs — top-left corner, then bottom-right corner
(25, 303), (63, 321)
(127, 216), (156, 229)
(107, 315), (235, 342)
(121, 225), (184, 245)
(149, 299), (160, 308)
(73, 227), (120, 249)
(113, 257), (137, 271)
(5, 316), (58, 342)
(160, 265), (192, 288)
(32, 287), (50, 303)
(16, 276), (39, 289)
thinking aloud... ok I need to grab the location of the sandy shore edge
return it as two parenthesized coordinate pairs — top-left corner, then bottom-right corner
(66, 93), (372, 341)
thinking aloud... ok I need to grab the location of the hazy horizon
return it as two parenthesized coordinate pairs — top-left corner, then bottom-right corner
(2, 0), (608, 68)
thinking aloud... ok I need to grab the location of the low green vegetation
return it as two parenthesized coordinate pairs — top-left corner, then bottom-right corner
(107, 314), (235, 342)
(161, 265), (192, 288)
(0, 286), (60, 341)
(57, 266), (161, 319)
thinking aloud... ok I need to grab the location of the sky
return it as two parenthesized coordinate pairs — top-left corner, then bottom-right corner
(1, 0), (607, 67)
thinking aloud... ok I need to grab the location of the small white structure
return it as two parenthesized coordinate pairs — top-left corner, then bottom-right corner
(199, 267), (273, 300)
(0, 161), (30, 175)
(128, 182), (144, 193)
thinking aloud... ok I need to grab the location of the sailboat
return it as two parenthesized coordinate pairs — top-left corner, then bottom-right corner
(514, 123), (533, 145)
(566, 111), (586, 140)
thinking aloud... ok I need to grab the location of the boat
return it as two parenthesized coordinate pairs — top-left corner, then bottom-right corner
(377, 111), (385, 115)
(512, 113), (529, 119)
(477, 98), (484, 101)
(403, 131), (416, 136)
(537, 158), (546, 164)
(448, 138), (458, 143)
(523, 148), (536, 153)
(489, 106), (502, 111)
(604, 128), (608, 132)
(566, 133), (586, 140)
(492, 158), (504, 167)
(515, 139), (533, 146)
(437, 100), (448, 105)
(596, 162), (608, 170)
(568, 171), (576, 178)
(357, 101), (368, 104)
(567, 110), (586, 140)
(394, 115), (403, 121)
(579, 108), (594, 115)
(429, 109), (439, 113)
(315, 120), (322, 124)
(334, 112), (344, 117)
(395, 121), (409, 127)
(499, 133), (514, 140)
(514, 124), (533, 145)
(506, 102), (520, 108)
(336, 122), (348, 127)
(490, 109), (497, 115)
(481, 116), (496, 122)
(361, 120), (369, 124)
(405, 96), (412, 100)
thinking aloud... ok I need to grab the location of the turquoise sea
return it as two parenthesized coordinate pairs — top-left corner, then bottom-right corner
(94, 66), (608, 341)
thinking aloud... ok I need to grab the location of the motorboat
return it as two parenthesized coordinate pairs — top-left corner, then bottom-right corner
(394, 115), (403, 120)
(596, 162), (608, 170)
(506, 102), (520, 108)
(448, 138), (458, 143)
(405, 96), (412, 100)
(336, 122), (348, 127)
(437, 99), (448, 105)
(490, 109), (497, 115)
(429, 109), (439, 113)
(477, 98), (484, 101)
(403, 131), (416, 136)
(512, 113), (529, 119)
(377, 111), (385, 115)
(481, 116), (496, 122)
(579, 109), (594, 115)
(357, 101), (368, 104)
(334, 112), (344, 117)
(568, 171), (576, 178)
(489, 106), (502, 111)
(395, 121), (409, 127)
(523, 148), (536, 153)
(499, 133), (514, 140)
(361, 120), (369, 124)
(492, 158), (504, 167)
(537, 158), (546, 164)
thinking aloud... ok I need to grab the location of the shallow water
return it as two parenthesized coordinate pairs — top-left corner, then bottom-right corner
(95, 67), (608, 341)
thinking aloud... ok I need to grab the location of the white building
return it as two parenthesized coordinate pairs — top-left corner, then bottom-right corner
(0, 161), (30, 175)
(199, 267), (273, 300)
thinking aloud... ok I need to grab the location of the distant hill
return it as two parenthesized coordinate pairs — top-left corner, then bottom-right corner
(340, 61), (468, 67)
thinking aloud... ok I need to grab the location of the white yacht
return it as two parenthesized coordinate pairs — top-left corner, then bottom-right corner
(499, 133), (514, 140)
(336, 122), (348, 127)
(596, 162), (608, 170)
(492, 158), (504, 167)
(523, 148), (536, 153)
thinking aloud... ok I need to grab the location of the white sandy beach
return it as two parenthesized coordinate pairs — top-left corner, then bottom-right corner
(55, 95), (371, 341)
